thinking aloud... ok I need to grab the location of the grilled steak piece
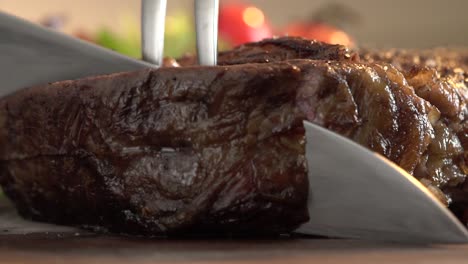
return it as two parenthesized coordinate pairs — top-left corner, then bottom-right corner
(0, 58), (433, 235)
(361, 48), (468, 83)
(176, 37), (358, 67)
(362, 48), (468, 216)
(179, 38), (467, 206)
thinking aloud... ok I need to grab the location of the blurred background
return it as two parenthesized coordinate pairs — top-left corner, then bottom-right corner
(1, 0), (467, 58)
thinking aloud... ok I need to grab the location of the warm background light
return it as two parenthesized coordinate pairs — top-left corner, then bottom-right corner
(0, 0), (467, 48)
(242, 7), (265, 28)
(329, 31), (352, 46)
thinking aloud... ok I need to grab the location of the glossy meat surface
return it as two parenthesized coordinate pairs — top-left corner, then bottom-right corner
(361, 48), (468, 83)
(176, 37), (358, 66)
(362, 48), (468, 211)
(0, 64), (310, 235)
(179, 39), (466, 204)
(0, 57), (433, 235)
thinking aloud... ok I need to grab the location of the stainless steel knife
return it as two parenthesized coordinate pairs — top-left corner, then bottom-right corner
(298, 121), (468, 243)
(0, 10), (467, 243)
(0, 12), (152, 98)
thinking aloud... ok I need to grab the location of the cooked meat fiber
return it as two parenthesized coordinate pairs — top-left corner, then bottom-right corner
(0, 57), (433, 235)
(0, 63), (310, 235)
(194, 38), (468, 205)
(179, 38), (467, 205)
(361, 48), (468, 82)
(176, 37), (358, 67)
(362, 48), (468, 215)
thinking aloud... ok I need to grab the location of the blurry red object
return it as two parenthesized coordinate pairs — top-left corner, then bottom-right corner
(219, 3), (273, 46)
(282, 22), (354, 47)
(74, 30), (95, 43)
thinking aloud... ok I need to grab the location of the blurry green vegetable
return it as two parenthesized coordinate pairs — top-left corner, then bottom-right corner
(93, 12), (232, 59)
(164, 12), (196, 57)
(96, 28), (141, 58)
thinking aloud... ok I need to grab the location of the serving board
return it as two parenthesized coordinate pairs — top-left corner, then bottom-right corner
(1, 198), (468, 264)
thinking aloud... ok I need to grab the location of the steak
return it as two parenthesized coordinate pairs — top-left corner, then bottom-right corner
(0, 37), (465, 235)
(361, 48), (468, 82)
(0, 55), (433, 235)
(179, 38), (468, 206)
(175, 37), (358, 66)
(362, 48), (468, 220)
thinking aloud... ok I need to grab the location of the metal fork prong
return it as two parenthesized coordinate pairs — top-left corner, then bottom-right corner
(195, 0), (219, 66)
(141, 0), (167, 66)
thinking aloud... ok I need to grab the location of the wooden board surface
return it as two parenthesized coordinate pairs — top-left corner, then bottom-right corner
(2, 199), (468, 264)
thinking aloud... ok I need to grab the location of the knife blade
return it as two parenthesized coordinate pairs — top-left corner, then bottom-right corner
(0, 12), (152, 98)
(297, 121), (468, 243)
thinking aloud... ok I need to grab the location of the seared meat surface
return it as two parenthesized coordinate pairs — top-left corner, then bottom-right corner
(176, 37), (358, 66)
(361, 48), (468, 82)
(179, 39), (467, 206)
(0, 56), (433, 235)
(0, 37), (466, 234)
(0, 64), (311, 235)
(362, 48), (468, 216)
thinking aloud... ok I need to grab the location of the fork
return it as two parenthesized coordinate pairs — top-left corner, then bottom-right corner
(141, 0), (219, 66)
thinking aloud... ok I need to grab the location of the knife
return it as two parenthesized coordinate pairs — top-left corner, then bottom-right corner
(299, 121), (468, 243)
(1, 11), (467, 244)
(0, 12), (152, 98)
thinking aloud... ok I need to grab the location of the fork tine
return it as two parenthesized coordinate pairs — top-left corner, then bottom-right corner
(195, 0), (219, 66)
(141, 0), (167, 66)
